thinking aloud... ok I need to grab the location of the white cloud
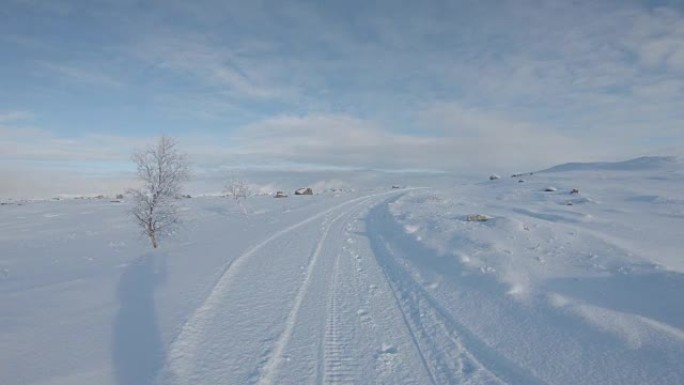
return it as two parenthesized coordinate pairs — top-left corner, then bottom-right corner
(626, 6), (684, 72)
(133, 33), (295, 100)
(2, 0), (683, 198)
(226, 111), (597, 173)
(0, 125), (146, 198)
(415, 104), (599, 169)
(39, 62), (124, 87)
(0, 125), (146, 162)
(0, 166), (135, 199)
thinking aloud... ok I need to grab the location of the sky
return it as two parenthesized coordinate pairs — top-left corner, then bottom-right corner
(1, 0), (683, 197)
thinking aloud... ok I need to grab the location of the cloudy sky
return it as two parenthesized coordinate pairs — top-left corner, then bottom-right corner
(1, 0), (683, 197)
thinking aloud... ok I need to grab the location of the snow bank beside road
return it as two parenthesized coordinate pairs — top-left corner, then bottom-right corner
(385, 158), (684, 384)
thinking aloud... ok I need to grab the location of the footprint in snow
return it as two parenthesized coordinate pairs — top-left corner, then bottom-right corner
(375, 344), (399, 374)
(357, 309), (372, 324)
(378, 343), (398, 355)
(376, 343), (399, 361)
(368, 284), (378, 295)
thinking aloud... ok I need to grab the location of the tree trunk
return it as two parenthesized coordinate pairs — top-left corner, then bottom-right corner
(151, 233), (158, 249)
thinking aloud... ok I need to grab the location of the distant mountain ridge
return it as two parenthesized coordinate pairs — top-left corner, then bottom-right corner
(538, 156), (681, 173)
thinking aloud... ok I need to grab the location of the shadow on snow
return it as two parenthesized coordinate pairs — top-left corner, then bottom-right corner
(112, 253), (167, 385)
(547, 271), (684, 330)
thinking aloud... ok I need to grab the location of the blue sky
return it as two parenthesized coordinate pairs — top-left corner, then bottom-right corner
(1, 0), (683, 196)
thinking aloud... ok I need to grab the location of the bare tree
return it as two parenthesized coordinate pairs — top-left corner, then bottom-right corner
(225, 178), (251, 201)
(130, 136), (189, 248)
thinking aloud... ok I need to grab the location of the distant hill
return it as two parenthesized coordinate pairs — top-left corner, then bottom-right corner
(538, 156), (681, 173)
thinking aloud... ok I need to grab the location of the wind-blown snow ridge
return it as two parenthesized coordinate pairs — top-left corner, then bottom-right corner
(386, 162), (684, 384)
(368, 198), (546, 385)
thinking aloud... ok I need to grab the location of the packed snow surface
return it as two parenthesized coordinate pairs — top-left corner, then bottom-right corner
(1, 157), (683, 385)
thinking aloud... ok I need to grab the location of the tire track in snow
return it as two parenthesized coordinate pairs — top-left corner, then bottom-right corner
(158, 191), (403, 385)
(367, 198), (548, 385)
(322, 248), (356, 385)
(375, 244), (500, 385)
(257, 197), (374, 385)
(376, 263), (442, 385)
(320, 197), (436, 385)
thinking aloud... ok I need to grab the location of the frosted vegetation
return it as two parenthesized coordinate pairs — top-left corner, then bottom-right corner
(1, 156), (683, 384)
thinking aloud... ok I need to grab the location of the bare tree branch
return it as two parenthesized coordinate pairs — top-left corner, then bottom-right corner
(129, 136), (189, 249)
(225, 178), (251, 201)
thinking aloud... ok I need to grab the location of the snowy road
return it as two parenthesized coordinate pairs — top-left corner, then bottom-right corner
(153, 191), (539, 385)
(157, 191), (458, 385)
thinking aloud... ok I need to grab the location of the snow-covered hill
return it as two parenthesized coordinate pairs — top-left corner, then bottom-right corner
(538, 155), (682, 173)
(1, 157), (683, 385)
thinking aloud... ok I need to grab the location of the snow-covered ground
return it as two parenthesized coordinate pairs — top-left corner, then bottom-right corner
(1, 156), (683, 385)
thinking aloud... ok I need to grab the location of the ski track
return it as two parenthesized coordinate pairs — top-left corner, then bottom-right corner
(158, 191), (403, 385)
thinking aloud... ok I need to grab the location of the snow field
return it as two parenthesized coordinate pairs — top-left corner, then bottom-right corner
(387, 161), (684, 384)
(2, 157), (683, 385)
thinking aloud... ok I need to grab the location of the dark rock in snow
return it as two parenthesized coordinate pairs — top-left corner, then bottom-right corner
(466, 214), (491, 222)
(294, 187), (313, 195)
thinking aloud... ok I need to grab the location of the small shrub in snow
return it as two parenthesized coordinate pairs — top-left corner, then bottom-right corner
(571, 188), (580, 194)
(225, 178), (252, 200)
(489, 175), (500, 181)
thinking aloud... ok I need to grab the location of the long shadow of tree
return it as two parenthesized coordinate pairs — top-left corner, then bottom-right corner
(112, 253), (166, 385)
